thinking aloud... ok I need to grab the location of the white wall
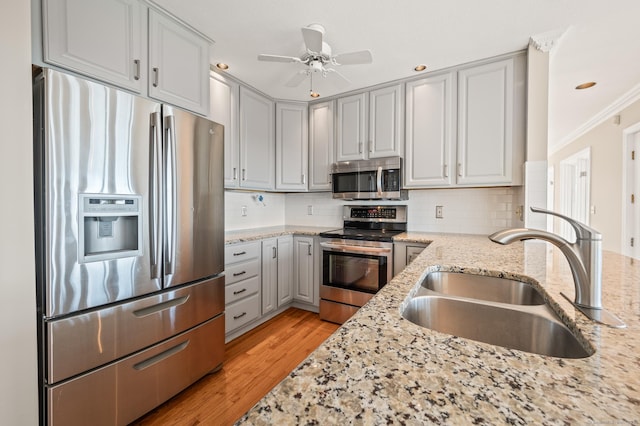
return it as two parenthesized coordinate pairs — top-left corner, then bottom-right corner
(549, 98), (640, 253)
(225, 190), (286, 231)
(284, 187), (522, 235)
(0, 1), (39, 424)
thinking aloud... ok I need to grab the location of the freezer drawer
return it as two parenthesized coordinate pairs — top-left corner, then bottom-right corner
(47, 314), (224, 426)
(47, 275), (224, 383)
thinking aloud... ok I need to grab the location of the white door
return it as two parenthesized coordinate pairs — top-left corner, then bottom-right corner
(277, 236), (294, 307)
(293, 237), (314, 304)
(558, 148), (591, 241)
(623, 124), (640, 258)
(276, 102), (308, 191)
(239, 87), (275, 189)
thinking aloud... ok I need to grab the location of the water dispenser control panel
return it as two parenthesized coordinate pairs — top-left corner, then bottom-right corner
(78, 194), (143, 263)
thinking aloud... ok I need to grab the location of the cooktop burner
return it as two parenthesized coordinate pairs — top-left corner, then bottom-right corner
(319, 227), (404, 242)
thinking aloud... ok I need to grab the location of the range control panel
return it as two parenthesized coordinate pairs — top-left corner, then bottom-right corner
(344, 205), (407, 223)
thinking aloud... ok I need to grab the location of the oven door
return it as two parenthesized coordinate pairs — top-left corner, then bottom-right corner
(319, 239), (393, 307)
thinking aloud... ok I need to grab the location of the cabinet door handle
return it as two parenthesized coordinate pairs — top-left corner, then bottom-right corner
(302, 174), (306, 185)
(242, 168), (246, 181)
(152, 67), (159, 87)
(457, 163), (462, 177)
(369, 140), (373, 153)
(308, 244), (312, 256)
(233, 251), (246, 256)
(233, 271), (246, 277)
(233, 312), (247, 320)
(233, 167), (238, 180)
(233, 288), (247, 295)
(133, 59), (140, 81)
(443, 164), (448, 178)
(272, 246), (277, 259)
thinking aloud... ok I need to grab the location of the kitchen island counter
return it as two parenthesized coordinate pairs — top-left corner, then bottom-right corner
(238, 233), (640, 424)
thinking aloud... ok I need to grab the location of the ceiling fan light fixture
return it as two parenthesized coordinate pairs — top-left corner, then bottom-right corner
(414, 64), (427, 72)
(575, 81), (596, 90)
(216, 63), (229, 71)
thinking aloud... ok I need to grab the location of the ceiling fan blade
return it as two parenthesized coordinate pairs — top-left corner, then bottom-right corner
(325, 68), (350, 89)
(285, 70), (309, 87)
(301, 24), (324, 53)
(333, 50), (373, 65)
(258, 54), (302, 63)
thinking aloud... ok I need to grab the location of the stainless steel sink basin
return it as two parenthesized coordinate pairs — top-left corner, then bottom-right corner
(402, 295), (593, 359)
(419, 271), (545, 305)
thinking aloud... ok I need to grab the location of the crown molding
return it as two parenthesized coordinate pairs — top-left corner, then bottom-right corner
(529, 28), (569, 53)
(549, 82), (640, 155)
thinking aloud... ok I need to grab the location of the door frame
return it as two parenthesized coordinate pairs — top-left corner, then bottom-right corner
(621, 121), (640, 258)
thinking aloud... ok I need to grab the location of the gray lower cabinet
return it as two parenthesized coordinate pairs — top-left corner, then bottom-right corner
(393, 242), (428, 276)
(293, 236), (316, 305)
(262, 236), (293, 314)
(224, 241), (262, 335)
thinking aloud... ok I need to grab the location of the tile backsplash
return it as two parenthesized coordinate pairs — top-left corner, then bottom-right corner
(225, 187), (523, 234)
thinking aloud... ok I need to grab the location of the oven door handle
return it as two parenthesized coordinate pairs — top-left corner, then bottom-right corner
(320, 242), (392, 255)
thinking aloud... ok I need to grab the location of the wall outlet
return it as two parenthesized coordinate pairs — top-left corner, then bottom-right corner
(241, 206), (247, 216)
(435, 205), (443, 219)
(307, 205), (313, 215)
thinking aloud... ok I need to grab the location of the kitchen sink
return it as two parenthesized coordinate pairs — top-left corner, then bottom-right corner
(418, 271), (546, 305)
(402, 295), (592, 358)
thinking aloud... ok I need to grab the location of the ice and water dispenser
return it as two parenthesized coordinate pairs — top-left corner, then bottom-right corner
(78, 194), (143, 262)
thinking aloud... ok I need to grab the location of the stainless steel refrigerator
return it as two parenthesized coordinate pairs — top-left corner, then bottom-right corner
(33, 68), (225, 425)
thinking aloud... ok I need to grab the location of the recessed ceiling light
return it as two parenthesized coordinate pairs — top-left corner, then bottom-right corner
(414, 65), (427, 72)
(575, 81), (596, 90)
(310, 91), (320, 98)
(216, 63), (229, 71)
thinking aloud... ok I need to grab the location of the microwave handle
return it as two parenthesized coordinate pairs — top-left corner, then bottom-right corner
(376, 166), (383, 196)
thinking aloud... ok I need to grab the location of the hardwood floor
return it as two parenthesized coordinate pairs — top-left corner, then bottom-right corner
(133, 308), (339, 426)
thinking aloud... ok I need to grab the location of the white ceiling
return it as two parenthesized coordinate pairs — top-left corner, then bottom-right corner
(152, 0), (640, 151)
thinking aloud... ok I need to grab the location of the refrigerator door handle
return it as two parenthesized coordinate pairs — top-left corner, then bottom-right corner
(164, 114), (177, 276)
(149, 112), (162, 279)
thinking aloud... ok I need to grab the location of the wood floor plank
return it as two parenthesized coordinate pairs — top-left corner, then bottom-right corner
(132, 308), (339, 426)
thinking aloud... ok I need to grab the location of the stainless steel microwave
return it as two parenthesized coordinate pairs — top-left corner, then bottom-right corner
(331, 156), (408, 200)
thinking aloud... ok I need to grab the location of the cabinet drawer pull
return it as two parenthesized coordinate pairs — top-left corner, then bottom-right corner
(133, 59), (140, 81)
(152, 67), (159, 87)
(233, 271), (246, 277)
(233, 288), (247, 295)
(233, 251), (247, 256)
(233, 312), (247, 320)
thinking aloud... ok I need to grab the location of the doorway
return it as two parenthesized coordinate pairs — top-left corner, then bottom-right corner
(622, 122), (640, 259)
(558, 147), (591, 241)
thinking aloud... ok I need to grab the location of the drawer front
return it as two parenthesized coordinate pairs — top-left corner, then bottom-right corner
(48, 314), (224, 426)
(225, 241), (261, 265)
(225, 275), (260, 304)
(225, 293), (261, 334)
(225, 258), (261, 285)
(47, 275), (224, 383)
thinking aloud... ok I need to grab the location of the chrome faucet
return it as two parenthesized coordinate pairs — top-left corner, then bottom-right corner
(489, 207), (625, 328)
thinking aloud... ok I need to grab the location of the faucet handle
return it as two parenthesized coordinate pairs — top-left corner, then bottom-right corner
(530, 206), (601, 241)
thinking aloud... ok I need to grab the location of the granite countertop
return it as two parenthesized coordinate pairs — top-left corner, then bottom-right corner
(238, 232), (640, 425)
(225, 225), (337, 244)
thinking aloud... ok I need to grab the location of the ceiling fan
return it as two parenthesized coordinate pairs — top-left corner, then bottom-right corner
(257, 24), (373, 90)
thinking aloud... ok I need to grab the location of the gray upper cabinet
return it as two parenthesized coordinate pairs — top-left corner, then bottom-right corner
(239, 86), (275, 190)
(336, 85), (403, 162)
(276, 102), (309, 191)
(368, 84), (404, 158)
(147, 9), (210, 116)
(43, 0), (145, 93)
(209, 72), (240, 188)
(308, 101), (335, 191)
(404, 53), (525, 188)
(456, 56), (524, 186)
(42, 0), (211, 116)
(404, 73), (456, 187)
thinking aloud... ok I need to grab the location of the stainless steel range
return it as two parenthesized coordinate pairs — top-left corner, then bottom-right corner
(319, 205), (407, 324)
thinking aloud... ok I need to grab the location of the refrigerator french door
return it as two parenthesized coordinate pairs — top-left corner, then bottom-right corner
(34, 69), (225, 425)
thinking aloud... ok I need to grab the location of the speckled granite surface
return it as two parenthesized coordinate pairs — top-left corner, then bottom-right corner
(237, 232), (640, 425)
(225, 226), (337, 244)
